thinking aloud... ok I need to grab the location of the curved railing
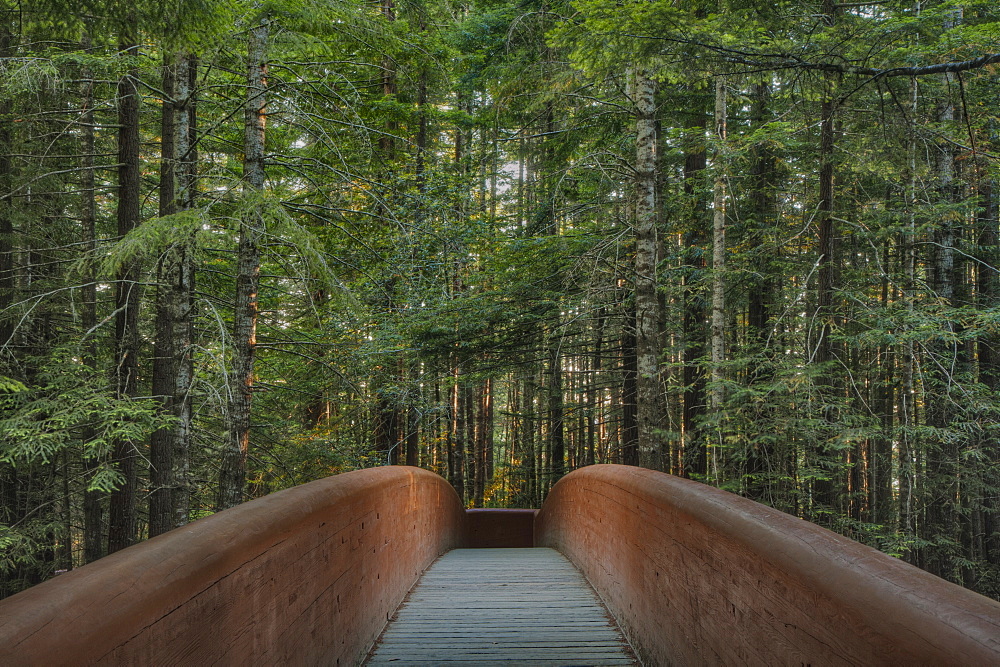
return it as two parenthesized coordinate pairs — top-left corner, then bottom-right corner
(4, 464), (999, 665)
(535, 464), (1000, 666)
(0, 466), (465, 666)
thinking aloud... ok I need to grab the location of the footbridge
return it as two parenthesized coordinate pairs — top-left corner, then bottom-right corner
(2, 465), (999, 665)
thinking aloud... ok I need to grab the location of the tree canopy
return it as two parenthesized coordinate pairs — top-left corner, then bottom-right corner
(2, 0), (1000, 600)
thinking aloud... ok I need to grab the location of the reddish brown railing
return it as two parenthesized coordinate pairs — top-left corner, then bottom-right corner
(535, 464), (1000, 666)
(3, 464), (999, 665)
(0, 467), (465, 666)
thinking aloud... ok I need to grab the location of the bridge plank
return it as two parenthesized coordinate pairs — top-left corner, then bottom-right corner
(365, 548), (637, 666)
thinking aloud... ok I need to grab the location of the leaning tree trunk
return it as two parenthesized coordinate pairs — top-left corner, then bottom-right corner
(217, 16), (268, 511)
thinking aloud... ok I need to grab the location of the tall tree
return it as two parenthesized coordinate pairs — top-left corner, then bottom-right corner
(922, 6), (965, 580)
(217, 11), (269, 511)
(632, 67), (664, 469)
(107, 11), (142, 554)
(811, 0), (841, 517)
(150, 52), (197, 536)
(79, 27), (104, 562)
(681, 90), (708, 478)
(709, 74), (726, 480)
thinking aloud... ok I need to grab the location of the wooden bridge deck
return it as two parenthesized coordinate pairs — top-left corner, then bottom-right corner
(366, 548), (637, 666)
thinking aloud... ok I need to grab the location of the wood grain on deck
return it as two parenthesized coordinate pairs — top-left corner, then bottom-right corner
(366, 548), (636, 666)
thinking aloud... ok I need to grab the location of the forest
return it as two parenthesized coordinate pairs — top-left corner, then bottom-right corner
(1, 0), (998, 600)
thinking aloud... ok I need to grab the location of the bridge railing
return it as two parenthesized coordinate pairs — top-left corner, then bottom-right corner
(5, 464), (1000, 665)
(535, 464), (1000, 666)
(0, 466), (465, 666)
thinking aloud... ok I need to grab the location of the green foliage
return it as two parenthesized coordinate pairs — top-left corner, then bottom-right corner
(3, 0), (1000, 603)
(0, 522), (58, 596)
(97, 210), (207, 278)
(0, 350), (166, 468)
(0, 377), (28, 397)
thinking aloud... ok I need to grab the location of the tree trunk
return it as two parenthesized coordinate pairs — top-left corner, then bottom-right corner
(79, 30), (104, 563)
(379, 0), (396, 161)
(151, 54), (197, 535)
(923, 10), (963, 577)
(149, 54), (177, 538)
(174, 55), (197, 528)
(108, 16), (141, 554)
(709, 75), (727, 481)
(548, 338), (565, 483)
(473, 378), (492, 506)
(374, 391), (400, 464)
(746, 78), (774, 350)
(449, 364), (465, 503)
(483, 378), (494, 485)
(587, 308), (604, 466)
(871, 243), (895, 528)
(218, 15), (269, 511)
(813, 0), (841, 513)
(632, 68), (664, 470)
(405, 404), (420, 467)
(621, 306), (639, 466)
(519, 371), (536, 505)
(744, 77), (777, 499)
(415, 56), (428, 227)
(0, 22), (22, 585)
(463, 385), (475, 503)
(898, 76), (919, 549)
(977, 172), (1000, 568)
(682, 92), (708, 478)
(0, 23), (14, 352)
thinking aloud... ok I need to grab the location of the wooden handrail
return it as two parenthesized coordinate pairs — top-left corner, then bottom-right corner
(536, 464), (1000, 666)
(0, 466), (465, 666)
(6, 463), (999, 665)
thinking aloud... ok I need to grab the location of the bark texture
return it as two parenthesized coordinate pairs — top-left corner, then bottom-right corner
(108, 19), (141, 554)
(218, 17), (268, 511)
(632, 68), (663, 469)
(709, 76), (727, 478)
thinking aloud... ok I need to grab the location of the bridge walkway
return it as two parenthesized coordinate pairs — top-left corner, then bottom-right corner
(365, 548), (637, 666)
